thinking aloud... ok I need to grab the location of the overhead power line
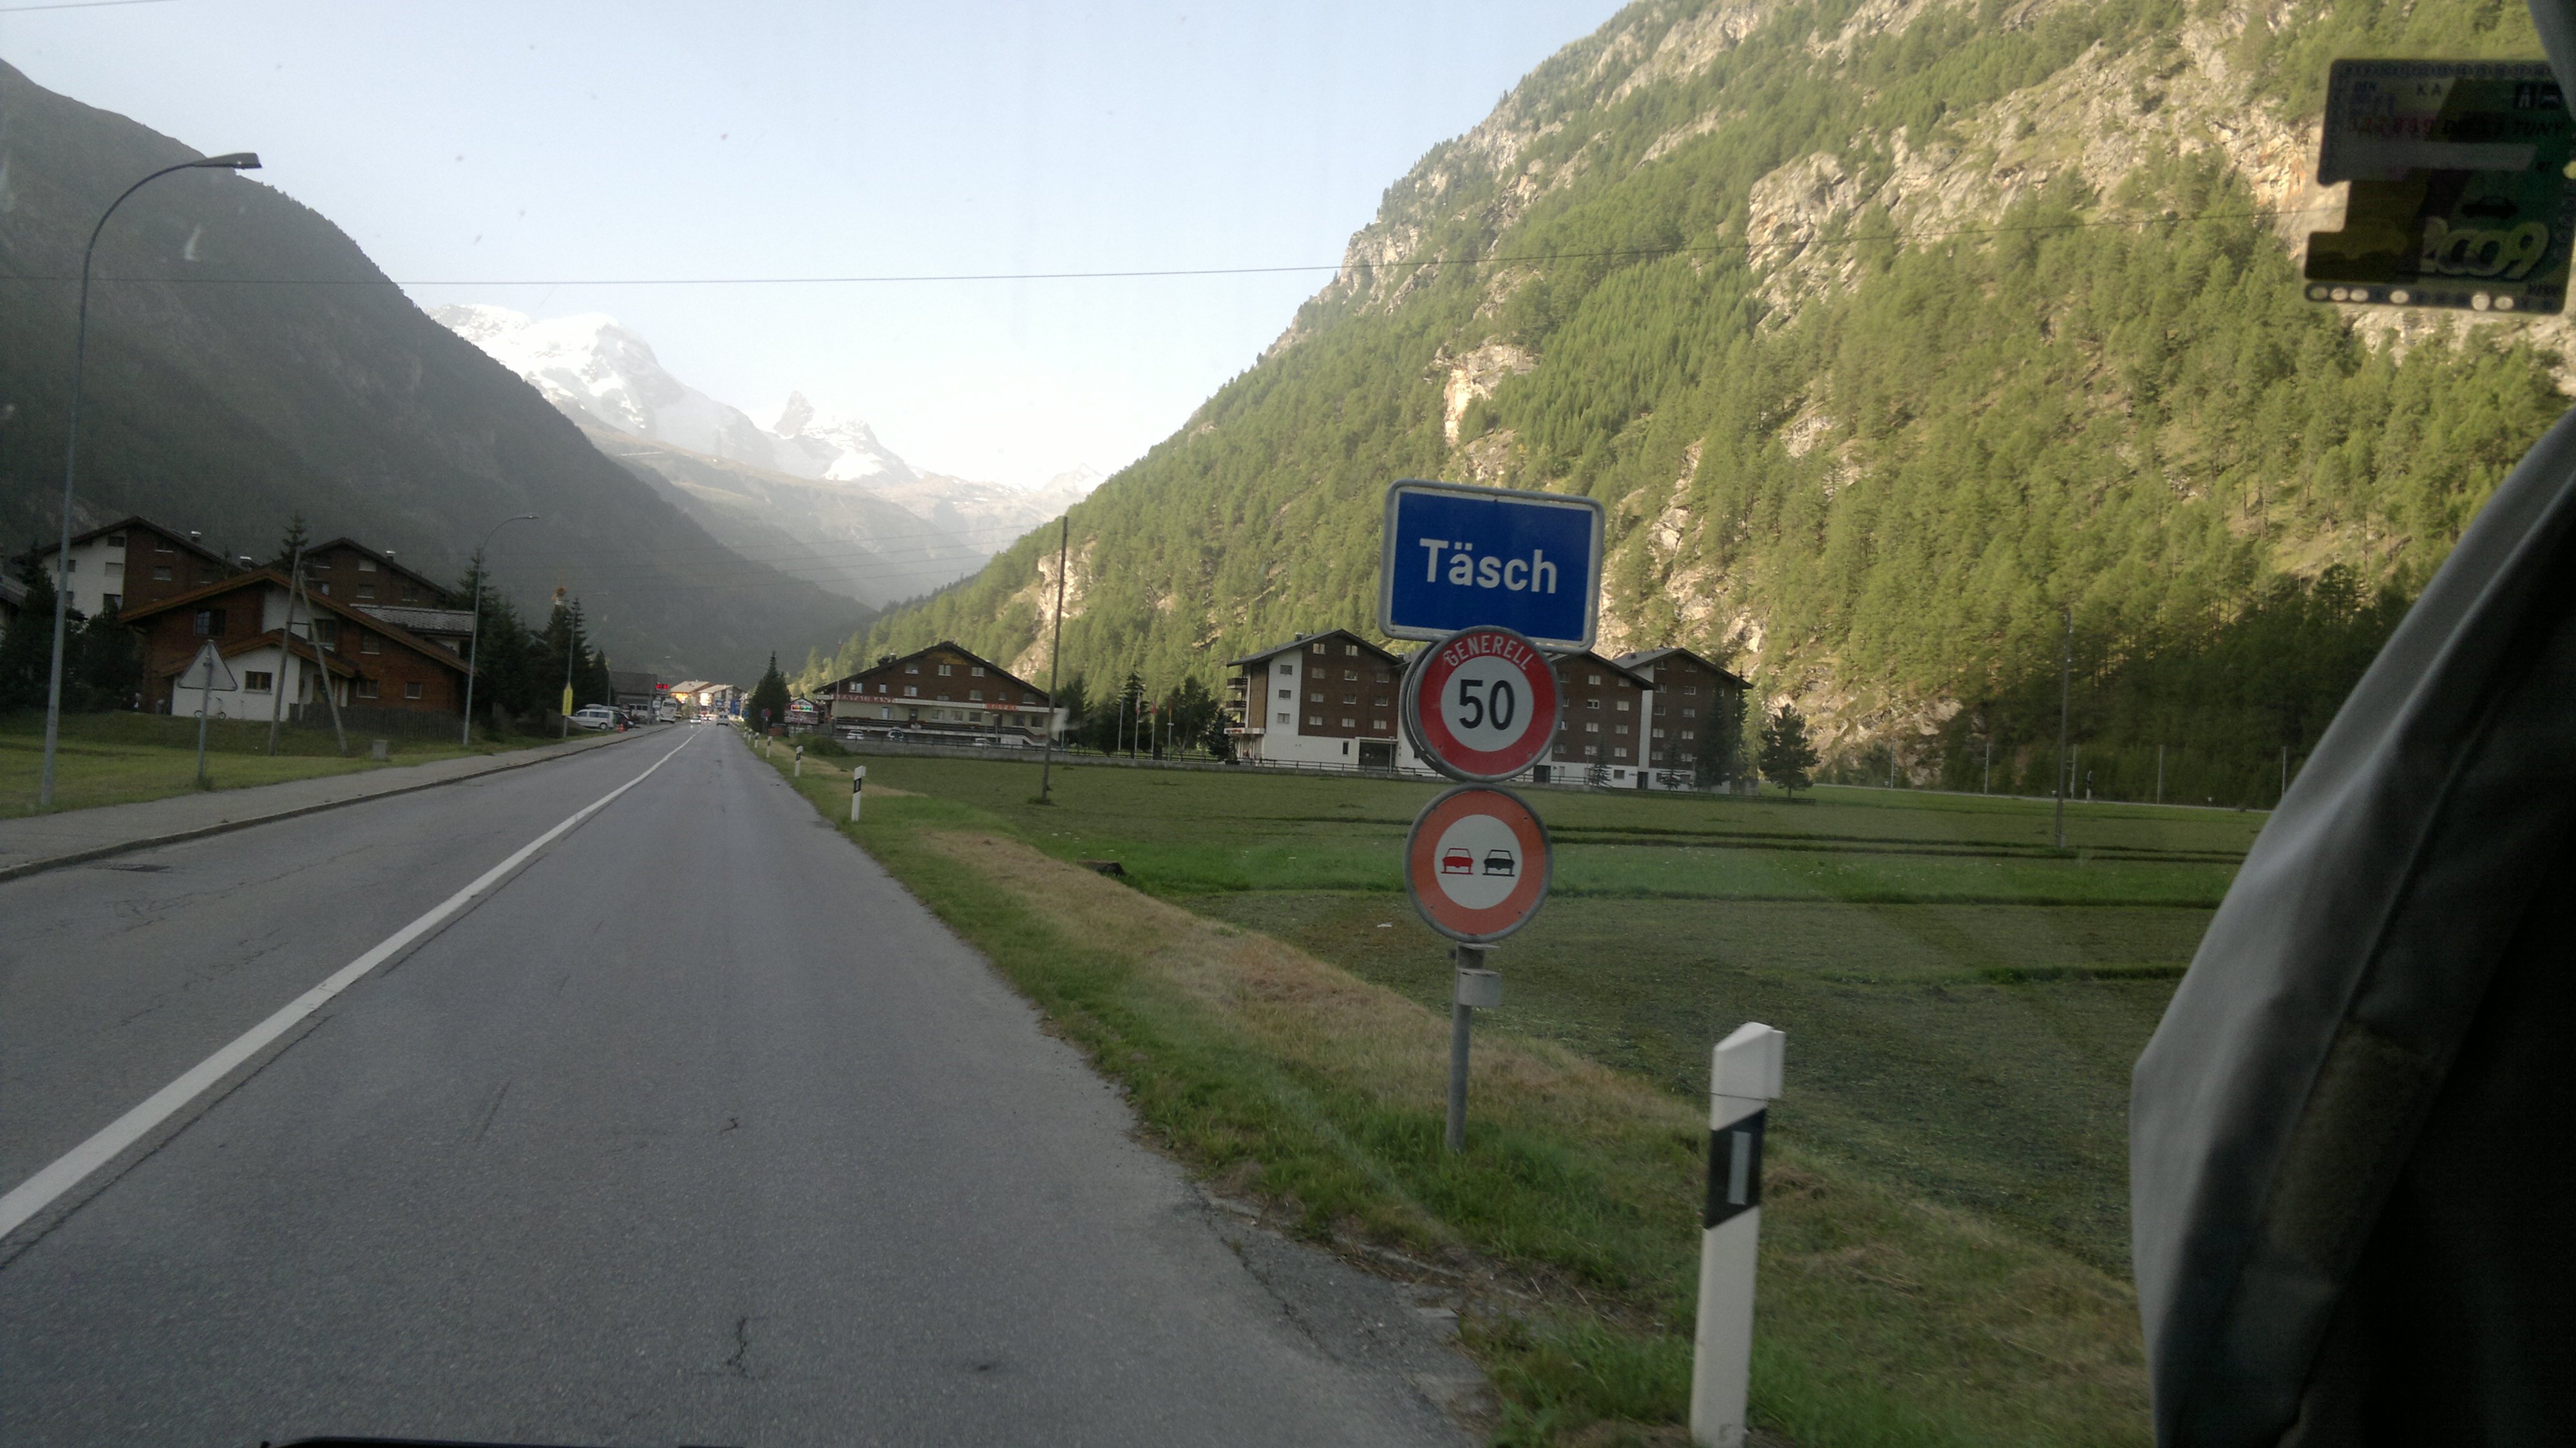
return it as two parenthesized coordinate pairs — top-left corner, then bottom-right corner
(6, 205), (2341, 289)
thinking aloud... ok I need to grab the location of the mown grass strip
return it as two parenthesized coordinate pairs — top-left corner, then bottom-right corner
(753, 738), (2152, 1447)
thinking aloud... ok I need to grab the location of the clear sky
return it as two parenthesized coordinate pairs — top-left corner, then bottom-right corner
(6, 0), (1624, 486)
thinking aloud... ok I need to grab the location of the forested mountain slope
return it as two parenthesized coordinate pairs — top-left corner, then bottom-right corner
(0, 62), (868, 682)
(849, 0), (2568, 801)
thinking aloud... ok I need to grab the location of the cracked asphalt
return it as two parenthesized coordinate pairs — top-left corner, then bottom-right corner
(0, 729), (1472, 1446)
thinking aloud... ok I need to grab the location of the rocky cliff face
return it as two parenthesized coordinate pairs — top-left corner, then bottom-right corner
(857, 0), (2568, 776)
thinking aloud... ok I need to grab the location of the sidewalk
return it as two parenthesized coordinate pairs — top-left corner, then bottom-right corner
(0, 729), (649, 883)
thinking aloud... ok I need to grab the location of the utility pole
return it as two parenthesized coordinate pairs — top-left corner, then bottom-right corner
(2053, 607), (2071, 850)
(2156, 743), (2165, 806)
(296, 566), (348, 756)
(266, 541), (304, 756)
(1039, 515), (1068, 803)
(1982, 730), (1991, 795)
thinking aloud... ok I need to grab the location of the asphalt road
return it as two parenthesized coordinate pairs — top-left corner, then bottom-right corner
(0, 727), (1468, 1447)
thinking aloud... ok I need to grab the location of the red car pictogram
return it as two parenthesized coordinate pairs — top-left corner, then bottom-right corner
(1441, 848), (1475, 874)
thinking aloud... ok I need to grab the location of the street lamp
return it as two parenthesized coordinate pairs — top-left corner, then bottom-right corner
(461, 514), (539, 746)
(39, 151), (261, 808)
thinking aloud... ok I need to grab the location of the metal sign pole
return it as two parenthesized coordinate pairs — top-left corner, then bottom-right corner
(1690, 1022), (1785, 1448)
(193, 657), (212, 788)
(1446, 943), (1502, 1152)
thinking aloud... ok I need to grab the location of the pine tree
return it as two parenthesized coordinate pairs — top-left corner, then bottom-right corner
(1759, 703), (1819, 800)
(1695, 681), (1747, 789)
(272, 512), (310, 569)
(748, 653), (791, 733)
(0, 549), (68, 710)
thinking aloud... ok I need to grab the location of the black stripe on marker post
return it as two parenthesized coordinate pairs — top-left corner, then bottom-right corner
(1703, 1109), (1766, 1230)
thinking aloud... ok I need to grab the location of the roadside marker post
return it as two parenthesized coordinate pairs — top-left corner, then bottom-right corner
(850, 764), (866, 822)
(795, 743), (804, 777)
(1690, 1022), (1785, 1448)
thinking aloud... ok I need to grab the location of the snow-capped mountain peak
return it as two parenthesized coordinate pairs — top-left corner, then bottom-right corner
(764, 392), (916, 486)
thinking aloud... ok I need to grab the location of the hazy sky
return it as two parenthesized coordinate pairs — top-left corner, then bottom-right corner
(6, 0), (1623, 486)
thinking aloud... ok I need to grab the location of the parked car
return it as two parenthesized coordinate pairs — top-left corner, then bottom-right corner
(569, 705), (620, 732)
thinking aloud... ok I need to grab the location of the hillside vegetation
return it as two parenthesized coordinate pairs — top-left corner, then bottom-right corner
(846, 0), (2568, 796)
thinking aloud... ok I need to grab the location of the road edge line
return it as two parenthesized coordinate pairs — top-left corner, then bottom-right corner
(0, 732), (696, 1245)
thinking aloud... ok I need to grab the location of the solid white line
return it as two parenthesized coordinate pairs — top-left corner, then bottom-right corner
(0, 732), (697, 1243)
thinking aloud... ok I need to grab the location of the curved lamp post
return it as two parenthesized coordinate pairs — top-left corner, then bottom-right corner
(39, 151), (261, 808)
(461, 514), (540, 746)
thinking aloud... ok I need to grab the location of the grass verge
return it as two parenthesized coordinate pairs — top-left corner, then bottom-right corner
(0, 710), (556, 817)
(747, 734), (2152, 1446)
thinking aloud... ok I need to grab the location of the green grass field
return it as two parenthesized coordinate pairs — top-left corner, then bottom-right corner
(840, 757), (2255, 1272)
(0, 710), (550, 818)
(767, 741), (2266, 1445)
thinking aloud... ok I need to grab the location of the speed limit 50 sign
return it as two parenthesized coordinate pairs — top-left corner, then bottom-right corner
(1401, 625), (1561, 783)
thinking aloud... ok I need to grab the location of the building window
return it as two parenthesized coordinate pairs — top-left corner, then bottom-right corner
(357, 585), (377, 600)
(968, 689), (983, 701)
(1341, 694), (1358, 705)
(1587, 672), (1600, 684)
(1344, 644), (1358, 656)
(57, 558), (75, 575)
(401, 589), (419, 604)
(1681, 729), (1696, 740)
(1343, 669), (1358, 681)
(152, 566), (173, 581)
(1276, 712), (1291, 725)
(1277, 688), (1291, 699)
(358, 632), (381, 654)
(1616, 700), (1631, 711)
(1372, 719), (1387, 731)
(1653, 728), (1666, 738)
(310, 618), (338, 647)
(904, 686), (918, 698)
(356, 679), (379, 699)
(1682, 707), (1696, 718)
(1587, 698), (1601, 709)
(1586, 722), (1600, 733)
(245, 671), (273, 692)
(1615, 748), (1629, 761)
(1684, 685), (1698, 695)
(316, 582), (332, 596)
(1584, 745), (1599, 757)
(1309, 691), (1323, 703)
(1374, 697), (1389, 709)
(1616, 724), (1629, 734)
(1340, 717), (1356, 728)
(1307, 714), (1323, 726)
(1374, 668), (1390, 682)
(357, 558), (378, 572)
(193, 608), (226, 636)
(1311, 643), (1327, 654)
(153, 538), (173, 553)
(970, 665), (985, 676)
(107, 533), (126, 547)
(104, 560), (123, 577)
(938, 664), (953, 676)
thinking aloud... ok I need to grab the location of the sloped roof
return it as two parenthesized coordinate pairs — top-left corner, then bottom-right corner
(1615, 645), (1749, 689)
(1224, 628), (1403, 669)
(28, 515), (231, 568)
(121, 569), (470, 678)
(828, 640), (1049, 701)
(303, 537), (453, 602)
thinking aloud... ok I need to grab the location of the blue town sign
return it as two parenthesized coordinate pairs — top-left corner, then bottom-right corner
(1378, 479), (1604, 651)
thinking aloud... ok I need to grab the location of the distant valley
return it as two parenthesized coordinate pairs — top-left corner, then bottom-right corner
(434, 306), (1095, 608)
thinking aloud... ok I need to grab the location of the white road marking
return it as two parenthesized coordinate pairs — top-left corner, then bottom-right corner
(0, 732), (697, 1243)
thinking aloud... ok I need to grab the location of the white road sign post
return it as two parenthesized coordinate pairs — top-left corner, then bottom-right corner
(850, 764), (867, 823)
(175, 641), (236, 790)
(1691, 1022), (1785, 1448)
